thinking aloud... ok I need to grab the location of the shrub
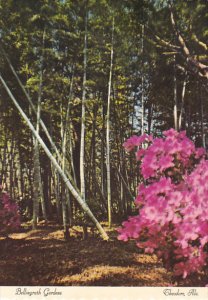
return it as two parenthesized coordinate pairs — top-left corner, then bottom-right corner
(0, 191), (20, 234)
(118, 129), (208, 280)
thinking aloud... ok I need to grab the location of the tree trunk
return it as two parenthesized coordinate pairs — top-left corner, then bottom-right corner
(53, 169), (61, 223)
(106, 16), (114, 228)
(101, 103), (106, 199)
(147, 102), (153, 134)
(61, 69), (74, 230)
(1, 44), (81, 202)
(80, 11), (88, 202)
(17, 140), (25, 200)
(0, 73), (109, 241)
(200, 84), (205, 148)
(173, 55), (178, 131)
(141, 24), (145, 135)
(32, 139), (40, 229)
(33, 31), (47, 228)
(178, 72), (187, 130)
(37, 68), (47, 224)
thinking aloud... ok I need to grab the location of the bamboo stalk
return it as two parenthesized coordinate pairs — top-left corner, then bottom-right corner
(0, 45), (82, 197)
(106, 16), (114, 228)
(0, 73), (109, 241)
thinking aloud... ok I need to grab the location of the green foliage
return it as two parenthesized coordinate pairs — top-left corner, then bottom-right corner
(0, 0), (207, 224)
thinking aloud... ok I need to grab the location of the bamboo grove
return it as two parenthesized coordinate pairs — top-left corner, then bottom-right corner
(0, 0), (207, 239)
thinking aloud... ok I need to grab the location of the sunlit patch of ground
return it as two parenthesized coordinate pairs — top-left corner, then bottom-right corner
(0, 223), (206, 286)
(56, 265), (170, 286)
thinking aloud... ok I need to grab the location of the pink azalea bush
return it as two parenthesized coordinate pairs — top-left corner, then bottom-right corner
(118, 129), (208, 280)
(0, 191), (20, 234)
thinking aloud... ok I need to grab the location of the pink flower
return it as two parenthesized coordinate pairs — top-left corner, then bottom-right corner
(195, 147), (206, 159)
(123, 133), (152, 152)
(123, 135), (142, 152)
(119, 128), (208, 280)
(136, 148), (146, 160)
(158, 155), (174, 172)
(141, 166), (155, 179)
(163, 128), (178, 138)
(178, 131), (186, 139)
(0, 192), (20, 233)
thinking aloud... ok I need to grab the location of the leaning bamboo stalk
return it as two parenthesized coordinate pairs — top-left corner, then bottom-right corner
(1, 45), (95, 229)
(0, 45), (59, 156)
(0, 46), (80, 195)
(0, 73), (109, 241)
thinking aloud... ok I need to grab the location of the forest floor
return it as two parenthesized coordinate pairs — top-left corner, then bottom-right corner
(0, 222), (206, 286)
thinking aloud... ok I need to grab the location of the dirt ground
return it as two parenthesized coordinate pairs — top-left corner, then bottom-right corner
(0, 223), (206, 286)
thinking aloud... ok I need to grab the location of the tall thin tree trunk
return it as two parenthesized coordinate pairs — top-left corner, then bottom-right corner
(53, 169), (61, 223)
(62, 70), (74, 228)
(32, 95), (41, 229)
(173, 55), (178, 131)
(200, 85), (205, 148)
(80, 11), (88, 202)
(0, 72), (109, 241)
(61, 181), (69, 240)
(85, 104), (133, 203)
(69, 128), (77, 186)
(178, 72), (187, 130)
(101, 103), (106, 198)
(187, 104), (191, 137)
(17, 140), (25, 200)
(147, 102), (153, 134)
(90, 103), (97, 197)
(1, 140), (7, 184)
(9, 136), (15, 199)
(37, 65), (47, 224)
(60, 101), (69, 239)
(60, 72), (74, 238)
(1, 45), (80, 199)
(141, 24), (145, 135)
(106, 17), (114, 228)
(33, 139), (40, 229)
(62, 70), (74, 171)
(33, 29), (47, 228)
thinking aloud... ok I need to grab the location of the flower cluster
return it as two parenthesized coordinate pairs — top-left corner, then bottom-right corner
(0, 191), (20, 234)
(118, 129), (208, 280)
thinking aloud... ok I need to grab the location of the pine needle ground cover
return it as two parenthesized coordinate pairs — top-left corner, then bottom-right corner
(0, 223), (206, 286)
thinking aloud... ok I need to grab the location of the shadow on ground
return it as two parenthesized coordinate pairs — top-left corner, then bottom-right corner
(0, 224), (206, 286)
